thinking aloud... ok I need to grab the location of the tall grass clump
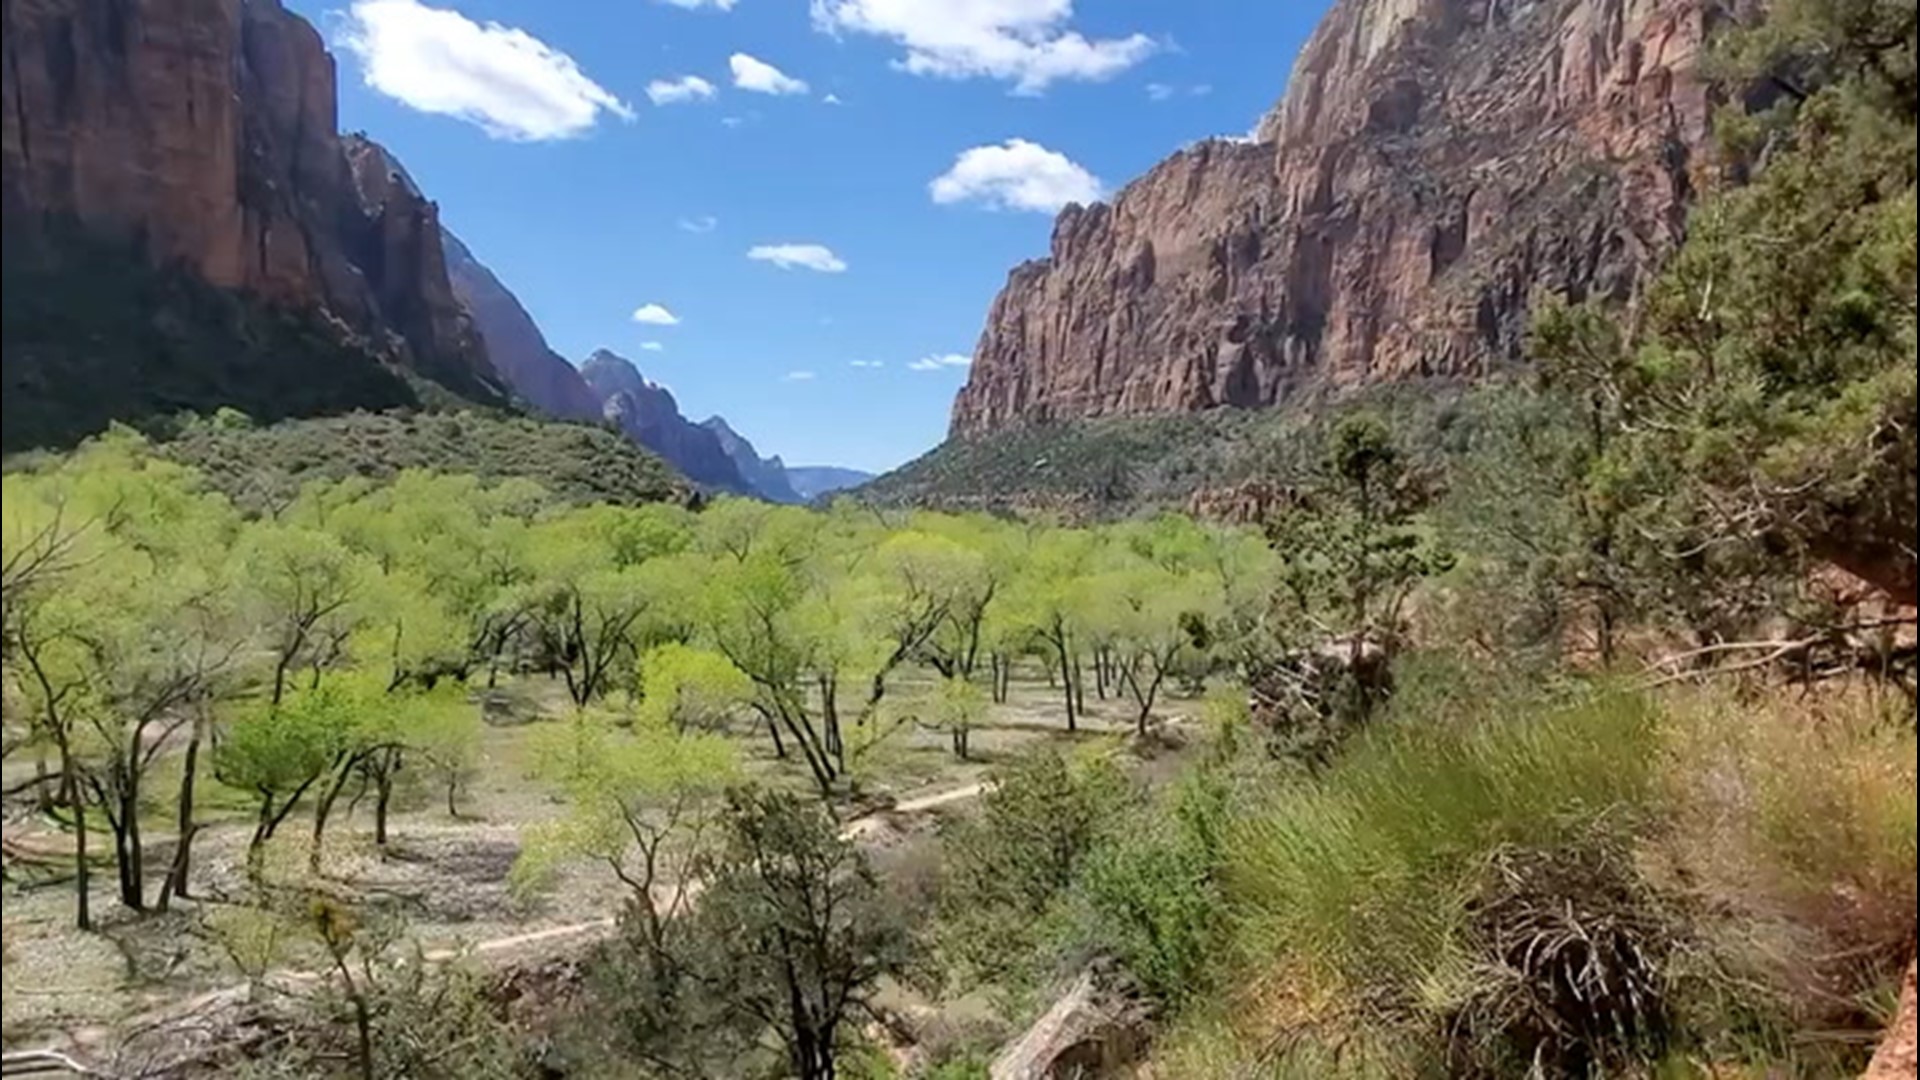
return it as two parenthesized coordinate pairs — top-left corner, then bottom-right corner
(1228, 686), (1661, 1011)
(1177, 664), (1914, 1077)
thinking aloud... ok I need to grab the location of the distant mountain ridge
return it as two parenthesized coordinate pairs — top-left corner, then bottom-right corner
(436, 236), (861, 504)
(786, 466), (876, 502)
(580, 350), (751, 494)
(702, 417), (804, 504)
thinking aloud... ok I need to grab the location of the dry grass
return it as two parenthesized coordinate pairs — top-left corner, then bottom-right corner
(1650, 685), (1917, 1067)
(1159, 678), (1916, 1078)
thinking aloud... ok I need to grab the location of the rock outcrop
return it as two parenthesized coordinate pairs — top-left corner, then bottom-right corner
(702, 416), (803, 503)
(580, 350), (750, 493)
(951, 0), (1719, 436)
(443, 228), (605, 424)
(1, 0), (501, 407)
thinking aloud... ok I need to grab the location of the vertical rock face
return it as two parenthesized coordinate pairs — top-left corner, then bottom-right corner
(702, 416), (803, 504)
(1, 0), (499, 399)
(442, 227), (605, 424)
(580, 350), (751, 493)
(951, 0), (1719, 436)
(340, 136), (502, 401)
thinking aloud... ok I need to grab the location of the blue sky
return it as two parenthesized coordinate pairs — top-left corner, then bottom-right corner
(288, 0), (1329, 473)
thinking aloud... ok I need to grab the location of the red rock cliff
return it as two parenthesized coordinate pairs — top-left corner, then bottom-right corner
(951, 0), (1719, 436)
(1, 0), (498, 397)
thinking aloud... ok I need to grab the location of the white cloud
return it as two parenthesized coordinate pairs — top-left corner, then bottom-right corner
(336, 0), (631, 141)
(849, 360), (885, 369)
(678, 215), (719, 234)
(656, 0), (738, 9)
(640, 341), (667, 352)
(823, 92), (845, 105)
(647, 75), (717, 105)
(748, 243), (849, 273)
(1146, 82), (1175, 102)
(908, 353), (972, 372)
(783, 370), (819, 382)
(731, 53), (810, 95)
(632, 303), (682, 326)
(811, 0), (1156, 95)
(930, 139), (1103, 213)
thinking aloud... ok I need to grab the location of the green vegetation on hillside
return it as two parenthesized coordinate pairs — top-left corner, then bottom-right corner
(157, 410), (688, 510)
(860, 386), (1463, 515)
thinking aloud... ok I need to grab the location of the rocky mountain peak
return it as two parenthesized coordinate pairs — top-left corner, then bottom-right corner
(951, 0), (1718, 436)
(580, 352), (748, 493)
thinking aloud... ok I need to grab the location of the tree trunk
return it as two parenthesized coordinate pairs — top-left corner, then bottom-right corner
(350, 987), (375, 1080)
(1071, 653), (1087, 716)
(763, 708), (789, 759)
(34, 747), (54, 813)
(310, 762), (354, 874)
(157, 824), (195, 912)
(164, 718), (203, 904)
(374, 771), (393, 848)
(58, 740), (91, 931)
(1054, 637), (1077, 733)
(119, 784), (145, 911)
(820, 675), (844, 770)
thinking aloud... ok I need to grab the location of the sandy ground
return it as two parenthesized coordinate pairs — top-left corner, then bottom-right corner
(1, 671), (1178, 1057)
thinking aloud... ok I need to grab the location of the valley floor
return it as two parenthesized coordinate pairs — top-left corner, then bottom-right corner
(0, 670), (1185, 1065)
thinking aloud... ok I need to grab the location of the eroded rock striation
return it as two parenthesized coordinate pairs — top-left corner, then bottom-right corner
(952, 0), (1719, 436)
(1, 0), (500, 402)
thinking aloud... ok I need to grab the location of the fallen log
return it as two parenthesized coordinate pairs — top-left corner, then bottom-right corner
(990, 963), (1152, 1080)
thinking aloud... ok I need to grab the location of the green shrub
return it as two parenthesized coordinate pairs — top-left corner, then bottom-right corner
(936, 748), (1133, 990)
(1069, 772), (1230, 1005)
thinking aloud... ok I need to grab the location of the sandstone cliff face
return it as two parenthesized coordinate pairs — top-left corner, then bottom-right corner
(580, 350), (750, 493)
(952, 0), (1719, 435)
(442, 227), (605, 424)
(1, 0), (498, 399)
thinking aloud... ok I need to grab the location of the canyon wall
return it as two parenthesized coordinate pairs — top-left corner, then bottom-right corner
(952, 0), (1719, 435)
